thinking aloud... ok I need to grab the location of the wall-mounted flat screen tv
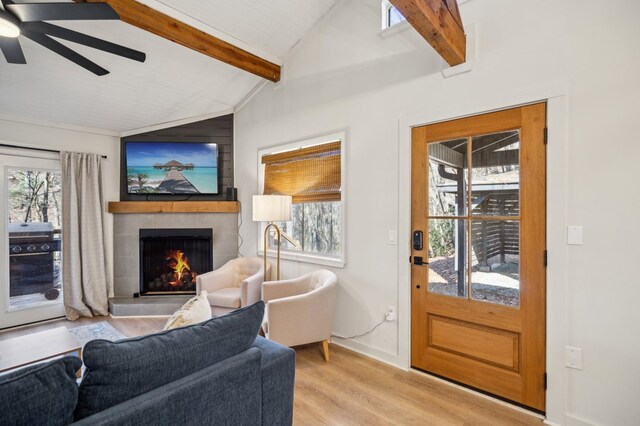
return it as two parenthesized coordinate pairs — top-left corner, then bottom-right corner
(125, 141), (218, 195)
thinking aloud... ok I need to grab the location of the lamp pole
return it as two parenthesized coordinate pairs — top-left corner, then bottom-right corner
(263, 222), (282, 281)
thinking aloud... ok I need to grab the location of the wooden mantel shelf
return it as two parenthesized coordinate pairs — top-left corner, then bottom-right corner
(108, 201), (239, 214)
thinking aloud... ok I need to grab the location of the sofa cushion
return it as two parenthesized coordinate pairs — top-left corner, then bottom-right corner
(0, 356), (82, 426)
(72, 348), (264, 426)
(164, 291), (212, 330)
(208, 287), (241, 308)
(75, 301), (265, 420)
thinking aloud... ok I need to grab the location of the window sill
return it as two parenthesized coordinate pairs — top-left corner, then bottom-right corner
(378, 20), (411, 39)
(258, 249), (345, 269)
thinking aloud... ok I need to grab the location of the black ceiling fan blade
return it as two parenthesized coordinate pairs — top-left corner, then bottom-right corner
(23, 22), (146, 62)
(0, 36), (26, 64)
(6, 3), (118, 22)
(22, 30), (109, 75)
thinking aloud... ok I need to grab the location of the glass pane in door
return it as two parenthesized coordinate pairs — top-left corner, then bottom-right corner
(7, 169), (63, 311)
(428, 138), (468, 217)
(471, 130), (520, 217)
(428, 219), (468, 298)
(470, 219), (520, 306)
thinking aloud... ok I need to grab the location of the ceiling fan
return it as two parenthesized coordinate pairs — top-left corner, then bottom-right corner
(0, 0), (145, 75)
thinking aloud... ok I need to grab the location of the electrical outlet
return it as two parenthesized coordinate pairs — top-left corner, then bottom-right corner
(385, 305), (396, 321)
(567, 226), (584, 245)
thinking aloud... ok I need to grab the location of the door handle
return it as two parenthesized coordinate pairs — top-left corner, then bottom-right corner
(413, 256), (428, 265)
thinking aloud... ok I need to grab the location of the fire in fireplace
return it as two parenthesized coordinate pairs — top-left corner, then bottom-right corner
(139, 228), (212, 296)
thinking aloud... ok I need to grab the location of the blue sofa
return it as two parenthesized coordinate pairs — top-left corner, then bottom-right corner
(0, 301), (296, 426)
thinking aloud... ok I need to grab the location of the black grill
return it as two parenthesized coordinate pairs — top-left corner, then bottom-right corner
(8, 222), (61, 299)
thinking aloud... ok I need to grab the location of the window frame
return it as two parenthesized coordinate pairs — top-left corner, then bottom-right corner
(379, 0), (468, 37)
(381, 0), (407, 30)
(257, 131), (347, 268)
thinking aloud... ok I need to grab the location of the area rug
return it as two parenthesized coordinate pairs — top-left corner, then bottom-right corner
(67, 321), (126, 346)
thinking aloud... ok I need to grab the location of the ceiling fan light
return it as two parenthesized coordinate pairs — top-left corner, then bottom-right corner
(0, 11), (20, 38)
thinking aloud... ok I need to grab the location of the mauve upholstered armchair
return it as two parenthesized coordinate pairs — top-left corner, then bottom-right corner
(196, 257), (271, 317)
(261, 269), (337, 361)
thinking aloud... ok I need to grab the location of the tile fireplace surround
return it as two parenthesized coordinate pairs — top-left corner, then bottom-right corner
(112, 212), (238, 305)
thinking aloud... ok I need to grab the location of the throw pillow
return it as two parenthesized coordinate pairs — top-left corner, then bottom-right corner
(0, 356), (82, 426)
(75, 300), (264, 420)
(163, 291), (212, 330)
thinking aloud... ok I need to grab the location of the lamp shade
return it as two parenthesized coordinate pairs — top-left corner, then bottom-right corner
(252, 195), (292, 222)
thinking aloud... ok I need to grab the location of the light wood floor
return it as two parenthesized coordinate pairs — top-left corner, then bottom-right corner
(0, 317), (543, 426)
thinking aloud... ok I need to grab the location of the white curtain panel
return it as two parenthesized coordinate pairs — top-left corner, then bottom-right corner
(60, 151), (110, 320)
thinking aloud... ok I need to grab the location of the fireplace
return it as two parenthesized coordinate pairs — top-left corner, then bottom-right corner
(139, 228), (212, 296)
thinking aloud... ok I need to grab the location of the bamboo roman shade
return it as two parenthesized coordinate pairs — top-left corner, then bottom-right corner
(262, 141), (341, 203)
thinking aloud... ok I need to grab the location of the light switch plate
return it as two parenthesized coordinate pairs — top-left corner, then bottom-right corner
(565, 346), (583, 370)
(388, 230), (397, 245)
(567, 226), (583, 245)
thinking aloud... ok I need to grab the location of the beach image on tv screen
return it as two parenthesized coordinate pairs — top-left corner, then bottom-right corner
(126, 142), (218, 194)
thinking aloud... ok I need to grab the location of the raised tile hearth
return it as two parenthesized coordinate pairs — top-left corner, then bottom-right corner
(108, 296), (192, 316)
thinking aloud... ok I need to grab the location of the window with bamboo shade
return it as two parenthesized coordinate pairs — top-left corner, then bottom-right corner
(261, 141), (341, 203)
(259, 138), (344, 264)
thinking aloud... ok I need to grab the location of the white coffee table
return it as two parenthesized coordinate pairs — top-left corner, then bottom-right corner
(0, 326), (82, 376)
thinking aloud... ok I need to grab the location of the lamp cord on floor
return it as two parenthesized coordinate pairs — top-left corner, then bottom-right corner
(331, 316), (387, 340)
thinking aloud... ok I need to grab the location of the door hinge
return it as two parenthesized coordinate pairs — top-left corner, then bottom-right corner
(543, 127), (548, 144)
(543, 250), (548, 267)
(543, 372), (547, 390)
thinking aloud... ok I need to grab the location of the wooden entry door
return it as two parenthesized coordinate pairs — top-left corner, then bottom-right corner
(410, 104), (546, 411)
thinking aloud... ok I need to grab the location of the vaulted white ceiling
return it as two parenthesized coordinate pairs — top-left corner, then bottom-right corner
(0, 0), (337, 133)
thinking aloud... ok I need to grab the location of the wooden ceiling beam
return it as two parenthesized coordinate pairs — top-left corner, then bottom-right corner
(389, 0), (466, 66)
(74, 0), (281, 82)
(443, 0), (463, 29)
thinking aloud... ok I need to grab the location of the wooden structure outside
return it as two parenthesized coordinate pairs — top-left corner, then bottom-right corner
(472, 219), (519, 267)
(431, 130), (521, 274)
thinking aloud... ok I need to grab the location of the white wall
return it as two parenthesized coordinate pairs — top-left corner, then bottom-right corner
(0, 118), (120, 296)
(235, 1), (640, 425)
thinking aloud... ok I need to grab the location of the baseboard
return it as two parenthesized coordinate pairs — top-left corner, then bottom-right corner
(565, 414), (598, 426)
(544, 414), (601, 426)
(331, 338), (404, 368)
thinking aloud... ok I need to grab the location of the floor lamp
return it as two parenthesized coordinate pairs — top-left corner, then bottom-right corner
(252, 195), (292, 281)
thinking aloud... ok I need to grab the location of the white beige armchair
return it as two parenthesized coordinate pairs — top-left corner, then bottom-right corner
(261, 269), (337, 361)
(196, 257), (271, 316)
